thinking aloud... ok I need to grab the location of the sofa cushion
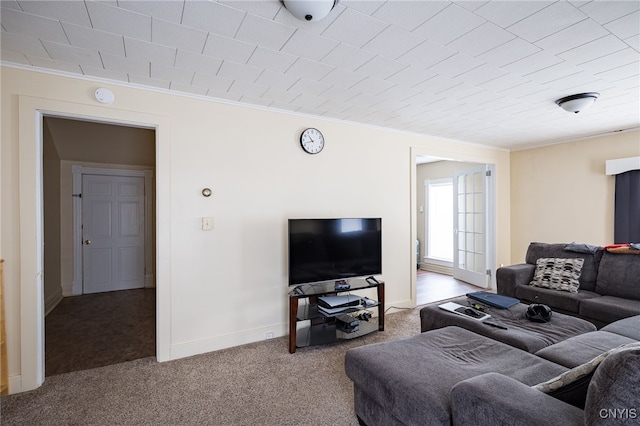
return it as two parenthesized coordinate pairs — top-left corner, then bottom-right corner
(601, 315), (640, 340)
(579, 296), (640, 325)
(525, 242), (603, 292)
(584, 343), (640, 425)
(530, 258), (584, 293)
(515, 285), (599, 313)
(594, 252), (640, 300)
(344, 326), (567, 426)
(535, 331), (637, 368)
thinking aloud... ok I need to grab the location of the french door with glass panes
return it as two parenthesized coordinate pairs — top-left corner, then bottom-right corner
(453, 165), (494, 288)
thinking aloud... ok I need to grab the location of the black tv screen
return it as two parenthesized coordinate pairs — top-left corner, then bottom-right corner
(288, 218), (382, 286)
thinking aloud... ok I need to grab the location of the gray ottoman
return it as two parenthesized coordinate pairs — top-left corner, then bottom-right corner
(420, 297), (596, 353)
(344, 326), (568, 426)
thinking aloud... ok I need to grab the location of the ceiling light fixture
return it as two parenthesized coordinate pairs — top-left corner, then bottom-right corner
(555, 92), (599, 114)
(282, 0), (338, 22)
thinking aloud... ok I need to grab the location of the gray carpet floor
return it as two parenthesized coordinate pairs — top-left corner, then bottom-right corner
(1, 305), (424, 426)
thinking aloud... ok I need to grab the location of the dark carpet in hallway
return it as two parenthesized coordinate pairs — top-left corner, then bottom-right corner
(45, 288), (155, 376)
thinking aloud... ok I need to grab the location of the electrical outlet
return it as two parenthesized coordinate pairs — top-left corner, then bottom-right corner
(265, 331), (274, 340)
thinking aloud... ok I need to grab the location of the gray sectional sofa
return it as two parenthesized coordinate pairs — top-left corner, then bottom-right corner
(497, 242), (640, 328)
(345, 315), (640, 426)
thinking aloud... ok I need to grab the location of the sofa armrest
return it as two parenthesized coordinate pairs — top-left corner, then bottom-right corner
(450, 373), (583, 426)
(496, 263), (534, 298)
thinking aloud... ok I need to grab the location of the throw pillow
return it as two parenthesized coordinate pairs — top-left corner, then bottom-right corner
(529, 258), (584, 293)
(533, 343), (637, 408)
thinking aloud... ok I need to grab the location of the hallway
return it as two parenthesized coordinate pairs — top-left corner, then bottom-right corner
(416, 270), (481, 306)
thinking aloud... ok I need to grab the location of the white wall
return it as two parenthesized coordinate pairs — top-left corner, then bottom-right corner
(1, 66), (511, 393)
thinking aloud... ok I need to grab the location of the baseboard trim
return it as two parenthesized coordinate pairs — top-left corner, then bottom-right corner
(8, 375), (22, 395)
(44, 287), (63, 316)
(144, 274), (155, 288)
(420, 263), (453, 275)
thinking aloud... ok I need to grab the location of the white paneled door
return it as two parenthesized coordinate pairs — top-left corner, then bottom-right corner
(82, 174), (145, 294)
(453, 165), (493, 288)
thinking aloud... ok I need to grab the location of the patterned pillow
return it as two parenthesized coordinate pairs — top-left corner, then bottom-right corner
(529, 258), (584, 293)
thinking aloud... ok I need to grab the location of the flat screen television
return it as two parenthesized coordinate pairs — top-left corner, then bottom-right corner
(288, 218), (382, 286)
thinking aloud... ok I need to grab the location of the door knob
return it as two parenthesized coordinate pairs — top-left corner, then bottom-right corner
(84, 240), (91, 245)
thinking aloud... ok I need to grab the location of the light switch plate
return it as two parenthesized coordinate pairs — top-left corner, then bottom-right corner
(202, 217), (213, 230)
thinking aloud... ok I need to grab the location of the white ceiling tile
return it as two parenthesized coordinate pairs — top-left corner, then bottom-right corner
(1, 7), (68, 43)
(578, 48), (640, 74)
(150, 63), (194, 86)
(280, 29), (339, 61)
(1, 50), (31, 65)
(321, 8), (388, 47)
(62, 22), (125, 56)
(152, 18), (207, 53)
(42, 40), (103, 68)
(124, 37), (175, 66)
(1, 31), (50, 57)
(80, 65), (128, 82)
(424, 53), (485, 78)
(191, 72), (233, 92)
(321, 43), (379, 70)
(347, 92), (384, 108)
(611, 75), (640, 90)
(207, 90), (242, 102)
(340, 0), (384, 16)
(128, 74), (169, 89)
(477, 37), (540, 68)
(227, 80), (268, 98)
(118, 0), (184, 23)
(288, 93), (326, 109)
(473, 1), (554, 28)
(356, 55), (407, 79)
(605, 11), (640, 39)
(386, 65), (436, 87)
(455, 1), (490, 13)
(25, 54), (81, 74)
(455, 63), (509, 86)
(502, 50), (564, 76)
(235, 13), (296, 51)
(220, 0), (282, 20)
(362, 25), (423, 59)
(181, 1), (244, 38)
(255, 70), (298, 91)
(169, 82), (208, 96)
(396, 40), (457, 69)
(558, 35), (628, 64)
(543, 71), (600, 91)
(413, 74), (462, 94)
(274, 3), (345, 35)
(321, 67), (367, 88)
(101, 52), (149, 76)
(217, 61), (262, 83)
(507, 2), (588, 43)
(535, 19), (610, 55)
(320, 85), (360, 102)
(18, 0), (91, 27)
(372, 1), (449, 31)
(202, 33), (256, 64)
(447, 22), (515, 57)
(349, 76), (395, 96)
(596, 62), (640, 83)
(289, 78), (332, 96)
(238, 95), (272, 107)
(578, 0), (640, 25)
(478, 73), (530, 92)
(260, 87), (300, 104)
(624, 35), (640, 51)
(2, 1), (21, 11)
(434, 83), (482, 100)
(522, 62), (582, 83)
(175, 50), (222, 75)
(413, 4), (485, 45)
(286, 57), (335, 80)
(86, 1), (151, 41)
(247, 47), (298, 73)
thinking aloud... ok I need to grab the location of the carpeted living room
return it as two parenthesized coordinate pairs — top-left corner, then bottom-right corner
(1, 1), (640, 425)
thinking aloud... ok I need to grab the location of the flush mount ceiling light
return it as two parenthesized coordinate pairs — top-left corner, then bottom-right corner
(555, 92), (599, 114)
(282, 0), (338, 22)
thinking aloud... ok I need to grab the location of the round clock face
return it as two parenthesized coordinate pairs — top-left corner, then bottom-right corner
(300, 128), (324, 154)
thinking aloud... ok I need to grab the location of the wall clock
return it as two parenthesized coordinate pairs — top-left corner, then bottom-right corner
(300, 128), (324, 154)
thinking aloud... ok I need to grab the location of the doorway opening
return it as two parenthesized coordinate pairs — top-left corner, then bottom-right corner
(42, 116), (156, 375)
(413, 154), (496, 306)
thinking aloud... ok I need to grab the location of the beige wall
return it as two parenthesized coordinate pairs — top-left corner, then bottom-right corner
(1, 66), (511, 393)
(510, 131), (640, 261)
